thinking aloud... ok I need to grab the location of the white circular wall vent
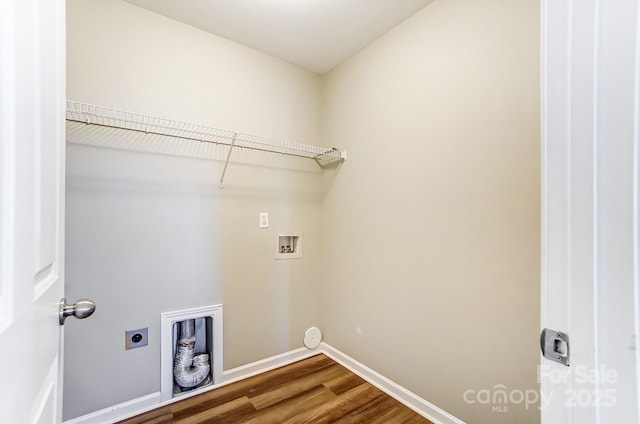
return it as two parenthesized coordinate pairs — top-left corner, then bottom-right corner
(303, 327), (322, 349)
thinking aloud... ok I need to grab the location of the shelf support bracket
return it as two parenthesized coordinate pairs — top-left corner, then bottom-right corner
(218, 133), (237, 188)
(313, 148), (345, 169)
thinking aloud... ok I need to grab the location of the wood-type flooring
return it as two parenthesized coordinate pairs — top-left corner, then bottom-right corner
(118, 354), (433, 424)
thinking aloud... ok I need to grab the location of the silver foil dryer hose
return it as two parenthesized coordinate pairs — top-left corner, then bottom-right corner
(173, 319), (210, 389)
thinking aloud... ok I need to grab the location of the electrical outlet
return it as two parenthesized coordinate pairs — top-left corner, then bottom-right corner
(259, 212), (269, 228)
(125, 328), (148, 350)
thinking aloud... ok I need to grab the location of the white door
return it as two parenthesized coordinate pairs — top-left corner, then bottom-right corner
(541, 0), (640, 422)
(0, 0), (67, 422)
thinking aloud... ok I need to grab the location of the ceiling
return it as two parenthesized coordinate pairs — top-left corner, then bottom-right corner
(123, 0), (435, 74)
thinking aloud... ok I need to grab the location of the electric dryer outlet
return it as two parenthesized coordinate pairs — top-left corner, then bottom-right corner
(125, 328), (148, 349)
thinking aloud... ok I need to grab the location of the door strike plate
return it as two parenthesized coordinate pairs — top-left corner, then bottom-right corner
(540, 328), (570, 366)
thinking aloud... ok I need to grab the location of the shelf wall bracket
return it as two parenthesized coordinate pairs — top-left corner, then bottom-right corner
(313, 148), (346, 169)
(218, 133), (237, 188)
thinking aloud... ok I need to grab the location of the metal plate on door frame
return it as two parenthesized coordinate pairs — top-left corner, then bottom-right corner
(540, 328), (570, 366)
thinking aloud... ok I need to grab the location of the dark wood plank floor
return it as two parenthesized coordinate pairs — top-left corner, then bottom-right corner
(118, 354), (432, 424)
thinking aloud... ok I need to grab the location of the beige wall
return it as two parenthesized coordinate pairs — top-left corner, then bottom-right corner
(65, 0), (325, 420)
(66, 0), (540, 422)
(320, 0), (540, 423)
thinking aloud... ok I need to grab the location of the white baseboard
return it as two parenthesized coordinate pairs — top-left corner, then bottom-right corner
(62, 392), (161, 424)
(320, 343), (465, 424)
(221, 346), (322, 385)
(64, 343), (463, 424)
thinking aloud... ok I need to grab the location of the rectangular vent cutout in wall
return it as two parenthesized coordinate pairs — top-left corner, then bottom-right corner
(160, 304), (223, 401)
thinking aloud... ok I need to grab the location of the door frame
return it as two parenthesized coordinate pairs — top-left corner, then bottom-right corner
(540, 0), (640, 422)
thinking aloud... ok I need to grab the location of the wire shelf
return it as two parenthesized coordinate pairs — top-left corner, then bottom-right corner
(65, 101), (346, 180)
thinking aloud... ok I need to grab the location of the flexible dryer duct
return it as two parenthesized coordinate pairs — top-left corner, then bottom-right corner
(173, 319), (210, 389)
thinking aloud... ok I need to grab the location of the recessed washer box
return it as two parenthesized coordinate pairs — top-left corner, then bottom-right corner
(275, 233), (302, 259)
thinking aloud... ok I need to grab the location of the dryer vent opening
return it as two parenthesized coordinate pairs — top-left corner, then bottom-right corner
(172, 318), (212, 394)
(161, 305), (223, 401)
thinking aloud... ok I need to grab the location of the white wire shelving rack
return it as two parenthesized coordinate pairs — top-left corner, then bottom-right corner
(65, 100), (346, 187)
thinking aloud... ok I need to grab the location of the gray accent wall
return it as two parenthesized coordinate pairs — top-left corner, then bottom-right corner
(64, 0), (324, 419)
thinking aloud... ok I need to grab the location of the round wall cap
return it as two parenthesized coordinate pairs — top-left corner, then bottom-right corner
(304, 327), (322, 349)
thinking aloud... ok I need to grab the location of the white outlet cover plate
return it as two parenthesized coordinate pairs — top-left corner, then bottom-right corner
(304, 327), (322, 349)
(259, 212), (269, 228)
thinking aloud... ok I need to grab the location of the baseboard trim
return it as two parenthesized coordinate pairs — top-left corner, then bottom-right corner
(320, 343), (465, 424)
(221, 346), (322, 385)
(62, 392), (161, 424)
(64, 344), (464, 424)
